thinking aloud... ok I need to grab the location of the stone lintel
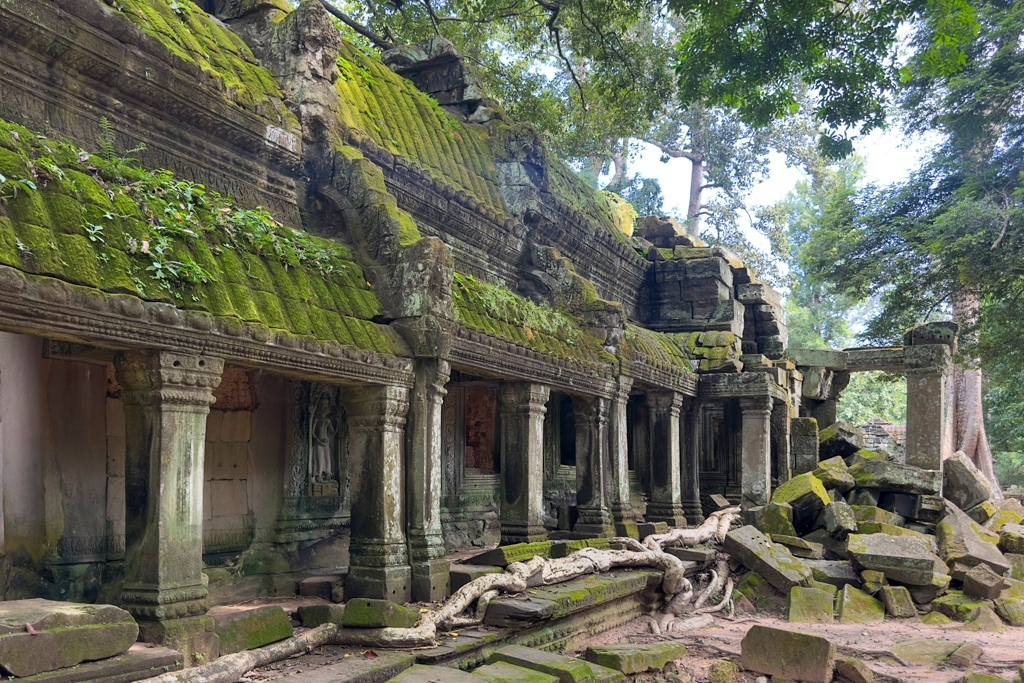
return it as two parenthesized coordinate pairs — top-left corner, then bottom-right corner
(785, 348), (848, 371)
(845, 347), (906, 372)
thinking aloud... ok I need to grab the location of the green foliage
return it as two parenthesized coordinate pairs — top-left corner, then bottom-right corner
(96, 117), (147, 180)
(452, 272), (582, 345)
(0, 173), (36, 202)
(837, 372), (907, 425)
(993, 451), (1024, 488)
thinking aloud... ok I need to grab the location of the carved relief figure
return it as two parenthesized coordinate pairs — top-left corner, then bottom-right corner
(311, 393), (338, 483)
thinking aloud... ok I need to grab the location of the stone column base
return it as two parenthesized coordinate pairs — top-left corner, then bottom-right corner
(346, 565), (412, 603)
(613, 520), (640, 539)
(682, 502), (705, 526)
(645, 504), (687, 528)
(411, 558), (451, 603)
(500, 524), (547, 546)
(137, 616), (219, 668)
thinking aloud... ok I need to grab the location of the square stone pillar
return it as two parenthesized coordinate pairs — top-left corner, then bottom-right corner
(608, 377), (639, 537)
(115, 350), (223, 661)
(572, 395), (615, 538)
(791, 416), (819, 475)
(344, 385), (412, 602)
(406, 359), (450, 602)
(680, 397), (704, 525)
(771, 400), (792, 484)
(632, 399), (651, 498)
(739, 395), (773, 509)
(646, 391), (686, 527)
(905, 344), (951, 470)
(499, 383), (549, 545)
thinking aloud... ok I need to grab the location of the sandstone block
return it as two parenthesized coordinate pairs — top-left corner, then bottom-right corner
(960, 604), (1004, 632)
(741, 625), (836, 683)
(995, 597), (1024, 626)
(819, 422), (864, 461)
(711, 494), (733, 510)
(824, 501), (858, 540)
(999, 523), (1024, 555)
(298, 575), (343, 601)
(342, 599), (418, 628)
(910, 495), (946, 523)
(848, 489), (881, 507)
(389, 664), (478, 682)
(472, 662), (559, 682)
(967, 501), (998, 525)
(451, 564), (503, 591)
(723, 526), (813, 592)
(802, 529), (847, 560)
(943, 451), (994, 512)
(937, 503), (1010, 579)
(889, 638), (959, 665)
(837, 585), (884, 624)
(0, 600), (138, 677)
(487, 646), (598, 683)
(949, 642), (984, 667)
(932, 591), (989, 621)
(879, 585), (916, 618)
(846, 533), (949, 585)
(708, 661), (741, 683)
(753, 503), (798, 537)
(853, 505), (905, 526)
(770, 474), (831, 531)
(772, 534), (824, 560)
(921, 611), (953, 625)
(212, 605), (293, 655)
(854, 522), (940, 554)
(297, 604), (345, 628)
(585, 642), (686, 674)
(959, 673), (1008, 683)
(814, 457), (855, 493)
(906, 571), (952, 604)
(964, 563), (1007, 600)
(835, 658), (873, 683)
(787, 587), (834, 623)
(805, 560), (862, 589)
(1008, 553), (1024, 581)
(848, 461), (941, 495)
(736, 572), (782, 611)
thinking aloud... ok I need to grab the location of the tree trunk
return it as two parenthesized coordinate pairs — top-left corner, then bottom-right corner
(686, 158), (704, 236)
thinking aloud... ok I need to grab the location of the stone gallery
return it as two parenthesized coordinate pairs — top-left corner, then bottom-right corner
(0, 1), (1020, 682)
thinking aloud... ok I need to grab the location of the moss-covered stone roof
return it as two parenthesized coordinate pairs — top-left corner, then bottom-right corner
(452, 272), (614, 366)
(620, 325), (694, 374)
(0, 118), (405, 355)
(112, 0), (296, 127)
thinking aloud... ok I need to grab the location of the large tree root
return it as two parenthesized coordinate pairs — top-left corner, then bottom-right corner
(657, 556), (732, 629)
(643, 508), (740, 551)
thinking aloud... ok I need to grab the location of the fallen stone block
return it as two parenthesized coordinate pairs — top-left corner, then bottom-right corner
(487, 646), (599, 683)
(837, 585), (884, 624)
(986, 508), (1024, 533)
(848, 461), (941, 495)
(814, 457), (855, 493)
(753, 503), (798, 537)
(847, 450), (887, 466)
(958, 673), (1009, 683)
(2, 643), (182, 683)
(342, 599), (419, 628)
(846, 533), (949, 585)
(943, 451), (994, 511)
(932, 591), (989, 621)
(854, 522), (939, 554)
(770, 474), (831, 531)
(848, 489), (881, 507)
(451, 564), (504, 591)
(389, 664), (478, 682)
(585, 642), (686, 674)
(723, 526), (814, 592)
(949, 642), (984, 667)
(879, 585), (916, 618)
(922, 611), (953, 625)
(964, 563), (1007, 600)
(802, 529), (847, 560)
(549, 539), (611, 558)
(1008, 553), (1024, 581)
(741, 624), (836, 683)
(960, 604), (1004, 632)
(772, 534), (824, 559)
(906, 572), (952, 604)
(853, 505), (905, 526)
(967, 501), (999, 525)
(298, 575), (343, 601)
(806, 560), (862, 589)
(708, 661), (741, 683)
(735, 571), (782, 611)
(995, 596), (1024, 626)
(879, 492), (917, 519)
(212, 605), (293, 655)
(297, 604), (345, 628)
(711, 494), (732, 510)
(835, 657), (873, 683)
(859, 570), (886, 595)
(0, 600), (139, 678)
(910, 495), (946, 523)
(819, 422), (865, 461)
(472, 542), (554, 567)
(787, 586), (834, 623)
(472, 662), (559, 682)
(1001, 576), (1024, 599)
(823, 501), (858, 540)
(666, 547), (716, 565)
(999, 523), (1024, 555)
(937, 503), (1010, 579)
(637, 522), (669, 539)
(889, 638), (959, 665)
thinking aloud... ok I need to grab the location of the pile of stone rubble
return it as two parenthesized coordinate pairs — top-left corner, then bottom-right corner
(722, 421), (1024, 628)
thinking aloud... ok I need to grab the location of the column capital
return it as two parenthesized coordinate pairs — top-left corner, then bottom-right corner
(647, 390), (683, 416)
(739, 394), (773, 414)
(115, 350), (223, 408)
(499, 383), (550, 414)
(612, 375), (633, 403)
(423, 358), (451, 398)
(572, 394), (609, 423)
(905, 344), (952, 375)
(344, 384), (410, 432)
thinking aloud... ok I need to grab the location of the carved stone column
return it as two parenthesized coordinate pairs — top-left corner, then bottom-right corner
(791, 416), (819, 475)
(406, 359), (450, 602)
(771, 399), (792, 484)
(680, 397), (704, 525)
(115, 350), (223, 660)
(646, 391), (686, 527)
(499, 383), (549, 545)
(608, 377), (638, 537)
(905, 344), (951, 470)
(572, 395), (615, 538)
(344, 385), (412, 602)
(739, 395), (773, 509)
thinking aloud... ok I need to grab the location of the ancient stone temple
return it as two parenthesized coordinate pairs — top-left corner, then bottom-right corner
(0, 0), (957, 663)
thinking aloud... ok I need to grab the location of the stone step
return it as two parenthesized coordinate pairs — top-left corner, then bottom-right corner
(13, 645), (182, 683)
(472, 662), (558, 682)
(485, 646), (622, 683)
(208, 605), (293, 655)
(482, 572), (657, 627)
(584, 642), (687, 674)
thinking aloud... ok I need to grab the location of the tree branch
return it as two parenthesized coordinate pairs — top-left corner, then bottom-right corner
(545, 5), (587, 112)
(643, 138), (701, 162)
(319, 0), (395, 50)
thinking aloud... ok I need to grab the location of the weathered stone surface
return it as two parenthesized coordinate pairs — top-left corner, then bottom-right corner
(802, 529), (847, 560)
(937, 503), (1010, 579)
(806, 560), (862, 589)
(995, 597), (1024, 626)
(837, 585), (884, 624)
(211, 606), (292, 655)
(9, 644), (183, 683)
(967, 501), (998, 525)
(943, 451), (994, 511)
(879, 585), (916, 618)
(772, 535), (824, 560)
(0, 600), (139, 677)
(921, 611), (953, 625)
(846, 533), (948, 585)
(848, 489), (881, 507)
(666, 547), (717, 565)
(753, 503), (798, 537)
(964, 563), (1007, 600)
(736, 572), (782, 612)
(853, 505), (905, 526)
(960, 604), (1004, 632)
(999, 524), (1024, 555)
(880, 492), (918, 519)
(741, 625), (836, 683)
(585, 642), (685, 675)
(471, 543), (554, 567)
(342, 599), (419, 628)
(723, 526), (813, 592)
(451, 564), (504, 591)
(932, 591), (989, 621)
(708, 661), (741, 683)
(1008, 553), (1024, 581)
(949, 642), (984, 667)
(711, 494), (733, 510)
(986, 508), (1024, 533)
(297, 604), (346, 628)
(910, 495), (946, 523)
(487, 646), (596, 683)
(484, 572), (654, 626)
(472, 662), (560, 682)
(298, 576), (342, 601)
(847, 461), (942, 495)
(906, 572), (952, 604)
(787, 587), (833, 623)
(835, 657), (873, 683)
(823, 501), (858, 540)
(854, 522), (940, 554)
(889, 639), (959, 665)
(860, 569), (886, 596)
(819, 422), (864, 460)
(770, 474), (830, 530)
(959, 673), (1009, 683)
(389, 664), (478, 682)
(814, 457), (855, 493)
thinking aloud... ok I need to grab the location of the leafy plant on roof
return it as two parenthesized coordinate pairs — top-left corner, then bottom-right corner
(0, 173), (36, 202)
(96, 116), (147, 181)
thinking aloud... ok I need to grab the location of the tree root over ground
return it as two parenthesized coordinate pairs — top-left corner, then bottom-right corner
(141, 541), (691, 683)
(643, 508), (740, 551)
